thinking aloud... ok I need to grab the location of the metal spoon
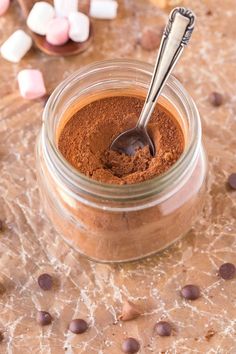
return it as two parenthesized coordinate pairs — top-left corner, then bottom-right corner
(110, 7), (196, 156)
(17, 0), (93, 57)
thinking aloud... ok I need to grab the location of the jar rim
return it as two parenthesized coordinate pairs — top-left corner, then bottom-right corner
(42, 59), (201, 202)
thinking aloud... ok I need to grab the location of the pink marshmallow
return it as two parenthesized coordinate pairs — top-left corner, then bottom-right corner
(0, 0), (10, 16)
(17, 70), (46, 100)
(46, 18), (69, 46)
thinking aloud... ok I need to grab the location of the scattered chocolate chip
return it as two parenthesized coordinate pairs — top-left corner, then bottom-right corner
(69, 319), (88, 334)
(205, 329), (216, 341)
(122, 338), (140, 353)
(228, 173), (236, 190)
(0, 220), (3, 231)
(209, 92), (224, 107)
(155, 321), (172, 336)
(0, 332), (3, 342)
(219, 262), (236, 280)
(38, 273), (53, 291)
(36, 311), (52, 326)
(181, 284), (201, 300)
(118, 300), (141, 321)
(206, 10), (212, 16)
(140, 28), (161, 51)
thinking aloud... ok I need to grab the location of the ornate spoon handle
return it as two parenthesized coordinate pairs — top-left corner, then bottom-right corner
(137, 7), (196, 128)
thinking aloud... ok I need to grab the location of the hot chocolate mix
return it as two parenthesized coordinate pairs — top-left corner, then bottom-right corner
(58, 96), (184, 184)
(39, 93), (206, 262)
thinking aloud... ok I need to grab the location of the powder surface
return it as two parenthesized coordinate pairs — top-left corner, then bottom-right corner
(58, 96), (184, 185)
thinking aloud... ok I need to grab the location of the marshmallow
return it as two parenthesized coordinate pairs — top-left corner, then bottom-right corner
(0, 0), (10, 16)
(0, 30), (32, 63)
(90, 0), (118, 19)
(17, 70), (46, 99)
(46, 18), (69, 46)
(54, 0), (78, 18)
(68, 12), (90, 42)
(27, 2), (55, 36)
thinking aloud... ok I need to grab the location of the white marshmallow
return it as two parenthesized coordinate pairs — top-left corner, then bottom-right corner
(54, 0), (78, 18)
(17, 69), (46, 99)
(27, 1), (55, 35)
(90, 0), (118, 20)
(68, 12), (90, 42)
(0, 30), (32, 63)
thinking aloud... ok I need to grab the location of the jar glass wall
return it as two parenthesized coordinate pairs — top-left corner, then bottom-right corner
(36, 59), (207, 263)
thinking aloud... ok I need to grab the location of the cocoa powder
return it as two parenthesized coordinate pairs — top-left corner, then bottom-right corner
(58, 96), (184, 184)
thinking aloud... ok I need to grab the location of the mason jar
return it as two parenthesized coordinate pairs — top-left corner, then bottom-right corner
(36, 59), (207, 263)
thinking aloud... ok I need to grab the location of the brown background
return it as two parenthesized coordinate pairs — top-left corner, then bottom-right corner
(0, 0), (236, 353)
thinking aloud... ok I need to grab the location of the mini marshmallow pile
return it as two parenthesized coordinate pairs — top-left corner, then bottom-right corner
(0, 1), (90, 63)
(0, 0), (119, 62)
(27, 0), (118, 45)
(27, 1), (90, 46)
(0, 0), (118, 100)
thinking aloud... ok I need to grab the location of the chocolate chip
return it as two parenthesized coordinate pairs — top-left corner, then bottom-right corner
(118, 300), (141, 321)
(205, 329), (216, 341)
(219, 263), (236, 280)
(122, 338), (140, 353)
(36, 311), (52, 326)
(0, 332), (3, 342)
(0, 220), (3, 231)
(38, 273), (53, 291)
(155, 321), (172, 336)
(181, 284), (201, 300)
(228, 173), (236, 190)
(140, 28), (160, 51)
(206, 10), (212, 16)
(69, 319), (88, 334)
(209, 92), (224, 107)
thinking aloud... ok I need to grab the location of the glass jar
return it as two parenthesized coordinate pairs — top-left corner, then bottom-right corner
(36, 59), (207, 263)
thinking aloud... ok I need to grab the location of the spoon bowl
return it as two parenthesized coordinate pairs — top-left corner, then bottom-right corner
(110, 127), (155, 156)
(17, 0), (93, 56)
